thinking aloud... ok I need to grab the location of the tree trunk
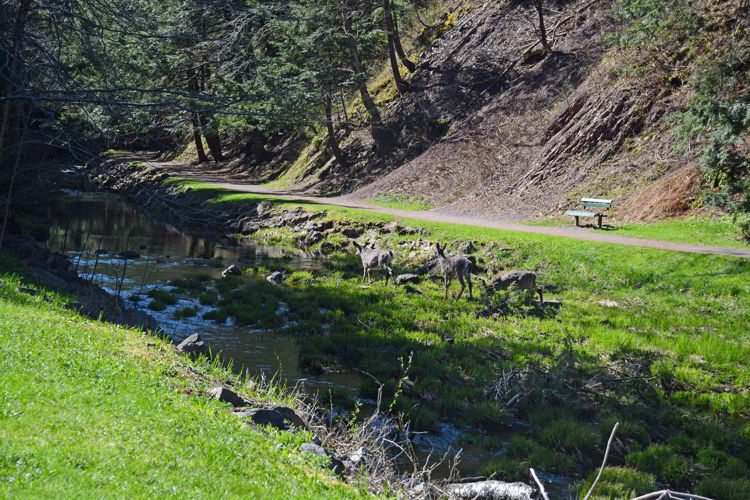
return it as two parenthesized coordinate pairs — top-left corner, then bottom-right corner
(388, 2), (415, 72)
(246, 129), (271, 164)
(535, 0), (551, 52)
(191, 115), (210, 163)
(324, 92), (347, 167)
(384, 0), (407, 94)
(387, 33), (407, 96)
(202, 122), (224, 162)
(188, 68), (210, 163)
(198, 66), (223, 162)
(348, 37), (394, 150)
(0, 0), (32, 170)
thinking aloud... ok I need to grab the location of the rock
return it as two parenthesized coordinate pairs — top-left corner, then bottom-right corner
(64, 301), (98, 319)
(237, 406), (307, 431)
(207, 387), (247, 407)
(222, 264), (242, 277)
(340, 227), (362, 238)
(446, 480), (534, 500)
(122, 308), (160, 332)
(320, 241), (335, 253)
(416, 259), (438, 275)
(306, 231), (324, 244)
(17, 287), (38, 296)
(304, 220), (333, 232)
(395, 274), (421, 285)
(118, 250), (141, 259)
(404, 285), (423, 295)
(300, 442), (326, 457)
(46, 252), (70, 270)
(257, 200), (273, 217)
(381, 221), (403, 234)
(266, 271), (284, 284)
(459, 240), (477, 254)
(30, 267), (71, 291)
(175, 333), (209, 356)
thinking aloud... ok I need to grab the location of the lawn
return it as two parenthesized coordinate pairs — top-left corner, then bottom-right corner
(0, 255), (372, 500)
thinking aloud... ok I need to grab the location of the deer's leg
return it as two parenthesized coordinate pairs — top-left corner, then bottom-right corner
(384, 265), (392, 285)
(537, 287), (544, 306)
(362, 266), (367, 282)
(455, 274), (465, 300)
(444, 276), (450, 299)
(467, 273), (473, 299)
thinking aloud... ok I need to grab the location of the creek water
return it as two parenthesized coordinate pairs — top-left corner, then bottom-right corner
(45, 191), (570, 492)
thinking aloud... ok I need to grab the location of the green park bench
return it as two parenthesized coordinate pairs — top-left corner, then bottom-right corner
(564, 198), (613, 228)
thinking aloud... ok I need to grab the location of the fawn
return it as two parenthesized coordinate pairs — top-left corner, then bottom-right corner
(487, 270), (543, 305)
(434, 242), (473, 299)
(352, 241), (394, 285)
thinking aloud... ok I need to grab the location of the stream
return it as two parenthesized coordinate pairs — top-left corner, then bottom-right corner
(46, 191), (569, 491)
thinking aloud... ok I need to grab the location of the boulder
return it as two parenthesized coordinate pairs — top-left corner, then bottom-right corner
(257, 200), (273, 217)
(395, 274), (421, 285)
(175, 333), (209, 356)
(17, 287), (38, 296)
(459, 240), (478, 254)
(320, 241), (335, 253)
(446, 480), (534, 500)
(122, 308), (160, 332)
(300, 442), (326, 457)
(340, 227), (362, 238)
(118, 250), (141, 260)
(30, 268), (71, 291)
(266, 271), (284, 284)
(207, 386), (247, 407)
(46, 252), (70, 270)
(222, 264), (242, 277)
(306, 231), (324, 244)
(404, 285), (423, 295)
(236, 406), (307, 431)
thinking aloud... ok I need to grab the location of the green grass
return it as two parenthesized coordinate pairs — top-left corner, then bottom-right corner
(0, 255), (373, 500)
(529, 215), (748, 248)
(143, 178), (750, 494)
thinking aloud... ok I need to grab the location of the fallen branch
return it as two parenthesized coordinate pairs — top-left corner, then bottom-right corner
(583, 421), (619, 500)
(529, 468), (550, 500)
(630, 491), (716, 500)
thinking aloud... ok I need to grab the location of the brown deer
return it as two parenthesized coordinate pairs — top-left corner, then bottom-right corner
(434, 242), (473, 299)
(487, 270), (543, 305)
(352, 241), (393, 285)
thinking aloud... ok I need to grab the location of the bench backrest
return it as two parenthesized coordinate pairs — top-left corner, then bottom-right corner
(580, 198), (613, 210)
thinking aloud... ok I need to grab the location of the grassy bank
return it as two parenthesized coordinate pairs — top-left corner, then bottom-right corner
(165, 178), (750, 498)
(0, 255), (372, 499)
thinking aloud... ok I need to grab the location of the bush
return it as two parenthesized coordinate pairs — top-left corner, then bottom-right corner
(695, 478), (750, 500)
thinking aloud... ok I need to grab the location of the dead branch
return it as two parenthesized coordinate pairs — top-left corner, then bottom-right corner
(583, 421), (619, 500)
(529, 468), (550, 500)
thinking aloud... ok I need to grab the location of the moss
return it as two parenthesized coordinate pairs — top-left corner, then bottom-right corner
(174, 306), (199, 319)
(146, 289), (177, 305)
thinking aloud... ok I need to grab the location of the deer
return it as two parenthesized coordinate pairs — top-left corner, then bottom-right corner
(486, 270), (543, 305)
(434, 242), (473, 300)
(352, 241), (394, 285)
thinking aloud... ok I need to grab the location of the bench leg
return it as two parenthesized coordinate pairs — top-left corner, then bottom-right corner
(597, 215), (603, 228)
(574, 216), (580, 226)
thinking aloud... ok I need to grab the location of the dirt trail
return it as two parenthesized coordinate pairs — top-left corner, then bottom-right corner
(160, 162), (750, 259)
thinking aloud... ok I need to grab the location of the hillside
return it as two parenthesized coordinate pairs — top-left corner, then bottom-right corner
(210, 0), (747, 225)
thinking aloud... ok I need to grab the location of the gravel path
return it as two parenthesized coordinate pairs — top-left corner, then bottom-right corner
(162, 163), (750, 259)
